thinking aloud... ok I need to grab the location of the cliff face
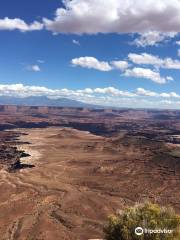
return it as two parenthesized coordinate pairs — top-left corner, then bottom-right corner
(0, 143), (20, 171)
(0, 105), (179, 142)
(0, 131), (33, 172)
(0, 105), (89, 115)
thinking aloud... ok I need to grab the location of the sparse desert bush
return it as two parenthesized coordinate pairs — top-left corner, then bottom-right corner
(104, 202), (180, 240)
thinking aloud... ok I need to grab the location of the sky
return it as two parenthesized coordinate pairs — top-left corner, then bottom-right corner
(0, 0), (180, 109)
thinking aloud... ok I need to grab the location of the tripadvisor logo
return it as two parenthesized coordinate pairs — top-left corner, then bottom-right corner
(135, 227), (144, 236)
(135, 227), (174, 236)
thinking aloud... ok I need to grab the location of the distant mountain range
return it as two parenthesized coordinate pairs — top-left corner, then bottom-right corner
(0, 96), (99, 108)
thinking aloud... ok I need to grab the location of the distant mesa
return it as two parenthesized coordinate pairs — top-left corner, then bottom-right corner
(0, 96), (99, 108)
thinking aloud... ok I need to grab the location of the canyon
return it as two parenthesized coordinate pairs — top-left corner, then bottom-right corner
(0, 106), (179, 239)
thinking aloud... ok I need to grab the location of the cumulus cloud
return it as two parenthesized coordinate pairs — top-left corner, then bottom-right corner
(0, 83), (179, 108)
(43, 0), (180, 34)
(163, 58), (180, 69)
(0, 17), (43, 32)
(136, 87), (180, 98)
(71, 57), (112, 71)
(93, 87), (136, 97)
(134, 31), (177, 47)
(72, 57), (129, 72)
(71, 55), (174, 84)
(128, 53), (163, 66)
(123, 67), (168, 84)
(2, 0), (180, 41)
(0, 83), (179, 99)
(111, 61), (129, 71)
(128, 53), (180, 69)
(176, 41), (180, 45)
(27, 65), (41, 72)
(136, 88), (158, 97)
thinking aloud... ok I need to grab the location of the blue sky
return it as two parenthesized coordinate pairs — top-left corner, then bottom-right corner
(0, 0), (180, 109)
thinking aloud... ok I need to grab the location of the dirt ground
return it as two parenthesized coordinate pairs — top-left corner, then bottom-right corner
(0, 127), (179, 240)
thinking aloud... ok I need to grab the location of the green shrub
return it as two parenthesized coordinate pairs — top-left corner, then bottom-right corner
(104, 202), (180, 240)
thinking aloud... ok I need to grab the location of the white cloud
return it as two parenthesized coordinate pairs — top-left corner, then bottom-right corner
(71, 55), (175, 84)
(160, 93), (171, 98)
(168, 92), (180, 98)
(166, 76), (174, 81)
(43, 0), (180, 34)
(0, 83), (177, 99)
(0, 83), (179, 108)
(111, 60), (129, 71)
(134, 31), (177, 47)
(71, 57), (112, 71)
(136, 87), (180, 98)
(27, 65), (41, 72)
(71, 57), (129, 72)
(176, 41), (180, 45)
(136, 88), (158, 97)
(163, 58), (180, 69)
(128, 52), (180, 69)
(76, 88), (94, 94)
(128, 53), (163, 66)
(123, 67), (167, 84)
(72, 39), (80, 45)
(0, 17), (43, 32)
(94, 87), (136, 97)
